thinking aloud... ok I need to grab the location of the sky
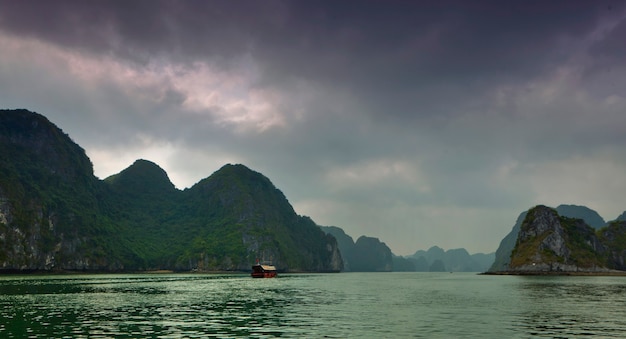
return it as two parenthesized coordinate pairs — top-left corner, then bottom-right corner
(1, 1), (625, 255)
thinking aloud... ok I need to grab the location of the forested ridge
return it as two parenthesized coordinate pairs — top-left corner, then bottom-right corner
(0, 109), (342, 272)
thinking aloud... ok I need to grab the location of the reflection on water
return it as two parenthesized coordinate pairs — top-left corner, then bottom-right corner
(0, 274), (352, 338)
(1, 273), (626, 338)
(0, 275), (319, 338)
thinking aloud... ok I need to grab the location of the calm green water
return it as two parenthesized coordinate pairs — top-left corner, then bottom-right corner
(1, 272), (626, 338)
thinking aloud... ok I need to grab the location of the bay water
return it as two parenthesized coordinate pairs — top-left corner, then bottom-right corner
(1, 272), (626, 338)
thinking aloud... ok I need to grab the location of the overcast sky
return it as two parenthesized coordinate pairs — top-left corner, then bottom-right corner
(1, 1), (625, 255)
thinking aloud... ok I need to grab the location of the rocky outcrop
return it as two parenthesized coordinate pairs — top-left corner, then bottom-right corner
(319, 226), (357, 271)
(0, 193), (125, 271)
(326, 239), (344, 272)
(507, 205), (610, 273)
(518, 206), (569, 257)
(490, 204), (611, 272)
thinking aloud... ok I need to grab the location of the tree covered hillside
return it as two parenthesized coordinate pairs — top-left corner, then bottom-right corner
(0, 109), (342, 272)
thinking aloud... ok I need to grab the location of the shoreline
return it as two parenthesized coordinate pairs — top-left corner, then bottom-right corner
(0, 269), (340, 275)
(481, 271), (626, 276)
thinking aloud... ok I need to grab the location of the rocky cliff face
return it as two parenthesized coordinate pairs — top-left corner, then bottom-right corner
(0, 190), (97, 271)
(490, 205), (612, 272)
(325, 239), (344, 272)
(508, 205), (609, 273)
(319, 226), (356, 271)
(0, 109), (125, 271)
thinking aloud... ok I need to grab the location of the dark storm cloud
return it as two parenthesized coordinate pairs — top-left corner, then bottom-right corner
(249, 1), (623, 121)
(0, 0), (280, 65)
(2, 1), (619, 82)
(2, 0), (622, 128)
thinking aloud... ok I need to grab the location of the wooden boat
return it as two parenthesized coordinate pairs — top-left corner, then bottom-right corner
(251, 263), (277, 278)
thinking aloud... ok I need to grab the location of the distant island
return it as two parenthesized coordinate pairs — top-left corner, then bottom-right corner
(487, 205), (626, 275)
(321, 226), (494, 272)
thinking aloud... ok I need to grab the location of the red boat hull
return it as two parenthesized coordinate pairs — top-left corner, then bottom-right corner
(251, 264), (277, 278)
(251, 271), (277, 278)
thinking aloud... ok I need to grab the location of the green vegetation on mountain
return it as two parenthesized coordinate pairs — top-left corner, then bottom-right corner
(0, 109), (342, 272)
(0, 109), (125, 270)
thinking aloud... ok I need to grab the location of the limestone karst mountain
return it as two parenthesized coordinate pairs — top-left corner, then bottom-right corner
(489, 204), (620, 272)
(0, 109), (342, 272)
(496, 205), (626, 274)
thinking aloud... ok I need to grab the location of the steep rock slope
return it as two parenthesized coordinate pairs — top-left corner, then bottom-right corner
(319, 226), (357, 271)
(489, 204), (609, 272)
(507, 205), (608, 273)
(0, 109), (130, 270)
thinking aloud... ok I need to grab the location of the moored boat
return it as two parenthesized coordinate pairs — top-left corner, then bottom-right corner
(251, 262), (277, 278)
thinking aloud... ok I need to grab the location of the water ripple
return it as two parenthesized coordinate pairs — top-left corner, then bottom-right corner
(2, 273), (626, 337)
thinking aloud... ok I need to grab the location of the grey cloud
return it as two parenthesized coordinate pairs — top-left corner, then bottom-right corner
(3, 1), (619, 81)
(3, 1), (622, 125)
